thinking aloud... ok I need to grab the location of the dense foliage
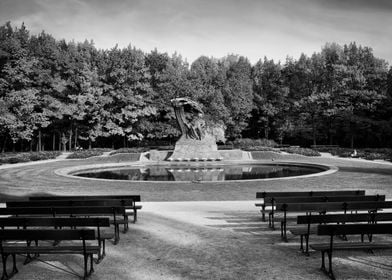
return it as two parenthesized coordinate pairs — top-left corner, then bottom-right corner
(1, 22), (391, 152)
(0, 151), (61, 164)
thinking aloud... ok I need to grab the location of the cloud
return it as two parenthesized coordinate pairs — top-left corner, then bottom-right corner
(0, 0), (391, 64)
(313, 0), (392, 12)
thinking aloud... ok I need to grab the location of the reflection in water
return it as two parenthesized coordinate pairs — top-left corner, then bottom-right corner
(75, 164), (324, 181)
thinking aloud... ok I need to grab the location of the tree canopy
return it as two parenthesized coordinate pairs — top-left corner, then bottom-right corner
(0, 22), (391, 151)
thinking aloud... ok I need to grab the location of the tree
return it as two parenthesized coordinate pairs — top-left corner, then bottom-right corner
(221, 56), (253, 139)
(251, 57), (289, 140)
(190, 56), (228, 127)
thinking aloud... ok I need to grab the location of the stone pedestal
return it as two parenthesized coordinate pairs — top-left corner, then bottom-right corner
(168, 134), (222, 161)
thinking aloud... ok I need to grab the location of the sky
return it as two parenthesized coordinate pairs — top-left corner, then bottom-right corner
(0, 0), (391, 65)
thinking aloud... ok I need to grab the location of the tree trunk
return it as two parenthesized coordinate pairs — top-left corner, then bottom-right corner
(68, 129), (72, 151)
(312, 117), (317, 146)
(30, 141), (33, 152)
(62, 132), (67, 152)
(1, 136), (7, 153)
(52, 133), (56, 151)
(38, 129), (42, 152)
(74, 127), (78, 150)
(265, 118), (270, 139)
(351, 134), (354, 149)
(88, 139), (92, 150)
(58, 132), (61, 151)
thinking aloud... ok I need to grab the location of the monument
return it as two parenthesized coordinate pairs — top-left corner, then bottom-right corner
(168, 98), (223, 161)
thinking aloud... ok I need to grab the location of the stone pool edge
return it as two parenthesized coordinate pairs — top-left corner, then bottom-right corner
(54, 160), (338, 183)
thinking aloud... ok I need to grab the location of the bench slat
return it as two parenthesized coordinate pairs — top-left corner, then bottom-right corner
(311, 242), (392, 251)
(29, 195), (141, 202)
(317, 223), (392, 235)
(0, 229), (96, 240)
(256, 190), (365, 199)
(2, 245), (100, 254)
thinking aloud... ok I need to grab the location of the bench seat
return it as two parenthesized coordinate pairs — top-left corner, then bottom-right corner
(311, 242), (392, 251)
(2, 245), (100, 255)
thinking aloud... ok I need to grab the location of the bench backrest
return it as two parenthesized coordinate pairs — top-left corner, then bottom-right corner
(7, 199), (134, 208)
(29, 195), (141, 202)
(267, 195), (384, 204)
(256, 190), (365, 199)
(0, 229), (96, 241)
(317, 223), (392, 235)
(0, 206), (126, 216)
(0, 217), (110, 228)
(297, 212), (392, 224)
(277, 201), (392, 212)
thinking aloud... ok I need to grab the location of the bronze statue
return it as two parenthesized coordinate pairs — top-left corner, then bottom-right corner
(171, 98), (206, 140)
(168, 97), (223, 161)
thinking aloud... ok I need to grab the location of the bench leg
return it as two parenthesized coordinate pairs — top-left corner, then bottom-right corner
(23, 254), (35, 265)
(321, 250), (335, 280)
(81, 254), (95, 279)
(327, 251), (335, 280)
(11, 254), (17, 275)
(1, 253), (9, 280)
(102, 240), (106, 258)
(89, 254), (94, 275)
(96, 239), (107, 264)
(261, 205), (266, 222)
(268, 212), (275, 229)
(133, 209), (137, 223)
(280, 221), (288, 242)
(124, 215), (129, 233)
(280, 221), (283, 237)
(320, 251), (326, 271)
(83, 255), (87, 279)
(114, 225), (120, 245)
(305, 235), (310, 256)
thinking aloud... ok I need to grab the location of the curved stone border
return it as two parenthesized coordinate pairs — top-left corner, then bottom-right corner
(55, 160), (338, 183)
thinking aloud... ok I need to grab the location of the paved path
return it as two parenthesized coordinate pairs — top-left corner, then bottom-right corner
(1, 154), (392, 279)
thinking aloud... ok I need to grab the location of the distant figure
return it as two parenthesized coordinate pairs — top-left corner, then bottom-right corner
(351, 149), (357, 157)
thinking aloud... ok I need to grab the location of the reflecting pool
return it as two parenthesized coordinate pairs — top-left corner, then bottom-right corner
(72, 163), (327, 182)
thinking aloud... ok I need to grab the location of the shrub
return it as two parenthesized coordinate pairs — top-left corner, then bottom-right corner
(0, 151), (61, 164)
(281, 147), (321, 157)
(233, 138), (278, 149)
(243, 146), (277, 152)
(29, 151), (61, 161)
(110, 147), (149, 155)
(67, 149), (104, 159)
(363, 153), (385, 161)
(217, 144), (235, 150)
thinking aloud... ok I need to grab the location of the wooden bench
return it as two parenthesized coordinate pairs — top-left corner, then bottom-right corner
(7, 200), (134, 233)
(255, 190), (365, 222)
(267, 195), (384, 228)
(0, 206), (126, 244)
(310, 223), (392, 280)
(0, 229), (99, 279)
(275, 201), (392, 241)
(29, 195), (142, 223)
(293, 212), (392, 254)
(0, 217), (111, 262)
